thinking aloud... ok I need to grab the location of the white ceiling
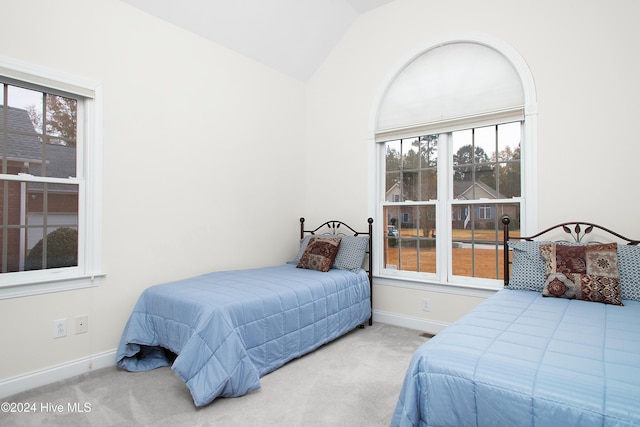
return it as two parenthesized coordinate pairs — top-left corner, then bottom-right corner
(122, 0), (395, 81)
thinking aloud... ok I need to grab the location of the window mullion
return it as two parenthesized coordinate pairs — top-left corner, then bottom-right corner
(438, 132), (451, 282)
(41, 183), (48, 269)
(2, 181), (7, 272)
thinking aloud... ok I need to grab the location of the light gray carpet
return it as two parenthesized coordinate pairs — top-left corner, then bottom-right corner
(3, 323), (429, 426)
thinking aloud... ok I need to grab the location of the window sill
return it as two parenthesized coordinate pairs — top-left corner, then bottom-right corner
(373, 274), (499, 299)
(0, 273), (106, 300)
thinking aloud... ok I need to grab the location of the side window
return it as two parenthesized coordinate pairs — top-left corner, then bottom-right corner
(0, 58), (102, 297)
(0, 84), (79, 273)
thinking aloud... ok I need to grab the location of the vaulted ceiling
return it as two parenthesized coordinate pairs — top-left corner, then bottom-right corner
(122, 0), (395, 81)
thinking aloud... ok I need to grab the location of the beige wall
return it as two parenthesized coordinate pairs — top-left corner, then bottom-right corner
(374, 284), (487, 331)
(1, 0), (640, 391)
(0, 0), (306, 382)
(304, 0), (640, 331)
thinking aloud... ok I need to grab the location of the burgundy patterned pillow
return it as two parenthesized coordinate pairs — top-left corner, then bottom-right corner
(296, 237), (341, 272)
(539, 242), (622, 305)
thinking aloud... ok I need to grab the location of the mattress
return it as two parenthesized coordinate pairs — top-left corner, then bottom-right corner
(391, 288), (640, 427)
(116, 263), (371, 406)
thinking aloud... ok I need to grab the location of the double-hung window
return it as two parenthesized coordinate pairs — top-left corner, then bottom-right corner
(0, 57), (102, 297)
(375, 39), (536, 289)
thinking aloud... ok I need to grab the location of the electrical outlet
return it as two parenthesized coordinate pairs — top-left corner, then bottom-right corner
(422, 298), (431, 312)
(53, 319), (67, 339)
(75, 315), (88, 334)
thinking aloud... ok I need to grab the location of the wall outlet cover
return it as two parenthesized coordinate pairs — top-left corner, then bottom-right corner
(53, 319), (67, 338)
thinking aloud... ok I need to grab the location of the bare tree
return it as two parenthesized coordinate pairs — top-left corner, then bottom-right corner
(27, 94), (77, 146)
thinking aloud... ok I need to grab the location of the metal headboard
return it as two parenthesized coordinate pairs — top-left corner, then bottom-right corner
(299, 217), (374, 326)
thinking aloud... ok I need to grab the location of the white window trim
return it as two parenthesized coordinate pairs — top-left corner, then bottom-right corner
(0, 55), (104, 299)
(367, 33), (537, 292)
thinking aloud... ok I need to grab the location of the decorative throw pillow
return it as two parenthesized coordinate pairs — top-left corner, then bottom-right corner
(539, 242), (623, 305)
(618, 245), (640, 301)
(293, 234), (369, 272)
(507, 241), (582, 291)
(332, 235), (369, 272)
(296, 237), (341, 272)
(293, 235), (314, 264)
(507, 241), (551, 292)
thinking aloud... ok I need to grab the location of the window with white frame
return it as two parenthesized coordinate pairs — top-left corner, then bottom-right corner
(0, 57), (102, 297)
(375, 40), (536, 289)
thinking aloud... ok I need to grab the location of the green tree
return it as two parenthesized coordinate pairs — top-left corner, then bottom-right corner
(453, 144), (493, 183)
(418, 135), (438, 168)
(25, 227), (78, 270)
(496, 145), (521, 198)
(385, 145), (401, 194)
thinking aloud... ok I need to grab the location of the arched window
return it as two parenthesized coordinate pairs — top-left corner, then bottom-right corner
(373, 36), (537, 289)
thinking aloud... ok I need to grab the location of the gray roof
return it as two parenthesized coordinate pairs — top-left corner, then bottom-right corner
(0, 106), (43, 162)
(0, 106), (76, 179)
(454, 180), (505, 200)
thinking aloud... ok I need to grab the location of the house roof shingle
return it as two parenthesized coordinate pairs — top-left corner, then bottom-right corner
(0, 106), (44, 162)
(0, 106), (76, 179)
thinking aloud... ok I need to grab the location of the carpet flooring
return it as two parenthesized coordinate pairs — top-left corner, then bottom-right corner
(2, 322), (429, 427)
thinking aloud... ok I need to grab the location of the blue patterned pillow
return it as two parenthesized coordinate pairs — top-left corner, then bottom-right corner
(618, 245), (640, 301)
(506, 241), (549, 291)
(332, 235), (369, 272)
(293, 235), (314, 263)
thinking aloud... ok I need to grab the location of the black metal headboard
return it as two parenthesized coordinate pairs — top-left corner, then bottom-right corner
(299, 217), (374, 326)
(502, 216), (640, 287)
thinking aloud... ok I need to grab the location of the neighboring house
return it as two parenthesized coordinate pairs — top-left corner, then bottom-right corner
(0, 106), (77, 272)
(385, 179), (517, 232)
(385, 182), (402, 204)
(453, 180), (518, 230)
(384, 182), (411, 229)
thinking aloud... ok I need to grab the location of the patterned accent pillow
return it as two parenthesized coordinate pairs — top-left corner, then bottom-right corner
(296, 237), (341, 272)
(293, 235), (314, 264)
(506, 241), (550, 292)
(539, 243), (622, 305)
(332, 235), (369, 272)
(618, 245), (640, 301)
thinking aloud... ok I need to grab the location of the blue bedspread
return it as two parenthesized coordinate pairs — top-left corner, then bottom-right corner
(116, 264), (370, 406)
(391, 289), (640, 427)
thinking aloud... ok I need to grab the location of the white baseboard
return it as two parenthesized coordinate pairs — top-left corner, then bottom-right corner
(373, 310), (449, 335)
(0, 349), (117, 399)
(1, 312), (445, 399)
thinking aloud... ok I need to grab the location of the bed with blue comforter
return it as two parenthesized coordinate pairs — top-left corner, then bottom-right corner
(391, 219), (640, 427)
(117, 218), (372, 407)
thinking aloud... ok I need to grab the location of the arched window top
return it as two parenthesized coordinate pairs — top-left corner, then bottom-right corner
(370, 34), (538, 287)
(376, 41), (526, 141)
